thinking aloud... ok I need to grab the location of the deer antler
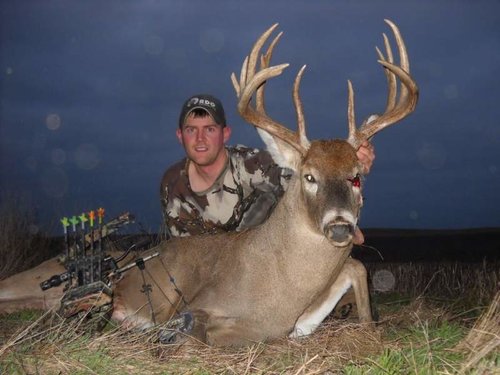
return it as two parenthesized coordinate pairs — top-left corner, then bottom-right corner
(231, 24), (310, 156)
(347, 19), (419, 149)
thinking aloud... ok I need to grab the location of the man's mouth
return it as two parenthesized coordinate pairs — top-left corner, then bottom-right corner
(194, 146), (208, 152)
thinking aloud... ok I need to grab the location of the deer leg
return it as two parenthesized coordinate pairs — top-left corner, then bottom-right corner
(0, 256), (65, 314)
(204, 316), (264, 347)
(290, 257), (372, 338)
(157, 308), (261, 347)
(182, 309), (271, 346)
(331, 287), (356, 319)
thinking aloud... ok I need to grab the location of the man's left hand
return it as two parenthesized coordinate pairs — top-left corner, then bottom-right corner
(353, 226), (365, 245)
(356, 141), (375, 175)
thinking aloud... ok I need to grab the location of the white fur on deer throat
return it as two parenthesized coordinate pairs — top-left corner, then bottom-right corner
(321, 209), (356, 229)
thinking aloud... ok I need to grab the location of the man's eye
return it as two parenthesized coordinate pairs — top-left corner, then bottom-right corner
(348, 174), (361, 188)
(304, 174), (316, 183)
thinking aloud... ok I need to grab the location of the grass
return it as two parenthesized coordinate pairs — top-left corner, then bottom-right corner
(1, 291), (498, 374)
(344, 319), (465, 374)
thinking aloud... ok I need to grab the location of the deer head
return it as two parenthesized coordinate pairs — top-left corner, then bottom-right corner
(231, 20), (418, 246)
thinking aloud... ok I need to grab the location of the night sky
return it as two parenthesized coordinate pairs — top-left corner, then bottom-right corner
(1, 1), (499, 235)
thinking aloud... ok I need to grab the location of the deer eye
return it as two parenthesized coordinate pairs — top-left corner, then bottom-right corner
(304, 174), (316, 183)
(348, 174), (361, 188)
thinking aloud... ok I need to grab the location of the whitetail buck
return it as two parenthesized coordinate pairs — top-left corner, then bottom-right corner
(0, 20), (418, 346)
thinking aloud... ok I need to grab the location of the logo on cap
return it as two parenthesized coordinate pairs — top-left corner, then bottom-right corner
(187, 97), (217, 109)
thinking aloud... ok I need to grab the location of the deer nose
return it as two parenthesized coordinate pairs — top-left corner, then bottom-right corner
(324, 223), (354, 245)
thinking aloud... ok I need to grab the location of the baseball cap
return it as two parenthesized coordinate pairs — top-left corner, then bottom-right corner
(178, 94), (226, 128)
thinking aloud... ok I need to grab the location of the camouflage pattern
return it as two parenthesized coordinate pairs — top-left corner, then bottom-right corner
(160, 145), (290, 237)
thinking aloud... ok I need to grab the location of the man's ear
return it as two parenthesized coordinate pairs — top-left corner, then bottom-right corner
(176, 128), (183, 145)
(223, 126), (232, 143)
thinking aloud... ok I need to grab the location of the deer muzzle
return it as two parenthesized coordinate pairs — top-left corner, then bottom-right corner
(323, 221), (355, 247)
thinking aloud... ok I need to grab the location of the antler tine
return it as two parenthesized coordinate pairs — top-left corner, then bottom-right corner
(347, 80), (356, 140)
(256, 33), (310, 148)
(231, 56), (248, 97)
(376, 33), (397, 111)
(348, 19), (419, 149)
(256, 31), (283, 113)
(231, 24), (309, 156)
(247, 24), (280, 84)
(231, 23), (280, 98)
(293, 65), (309, 147)
(231, 22), (273, 100)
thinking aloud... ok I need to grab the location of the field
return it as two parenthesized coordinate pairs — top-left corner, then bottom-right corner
(0, 204), (499, 374)
(1, 271), (498, 374)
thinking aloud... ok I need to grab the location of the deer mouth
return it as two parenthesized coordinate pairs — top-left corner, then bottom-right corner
(324, 222), (354, 247)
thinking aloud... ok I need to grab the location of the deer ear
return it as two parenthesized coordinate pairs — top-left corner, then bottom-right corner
(257, 128), (303, 171)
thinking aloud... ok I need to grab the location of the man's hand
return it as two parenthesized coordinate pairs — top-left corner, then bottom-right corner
(353, 226), (365, 245)
(356, 141), (375, 175)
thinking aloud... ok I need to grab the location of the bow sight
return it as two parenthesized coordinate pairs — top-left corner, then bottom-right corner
(40, 209), (156, 331)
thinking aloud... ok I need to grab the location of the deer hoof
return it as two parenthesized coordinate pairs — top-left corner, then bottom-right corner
(158, 311), (194, 344)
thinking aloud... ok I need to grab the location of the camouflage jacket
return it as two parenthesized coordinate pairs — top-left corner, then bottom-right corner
(160, 145), (289, 237)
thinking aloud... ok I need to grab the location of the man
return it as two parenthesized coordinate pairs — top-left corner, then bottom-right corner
(160, 94), (375, 242)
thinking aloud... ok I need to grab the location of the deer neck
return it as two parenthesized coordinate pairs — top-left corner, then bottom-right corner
(256, 176), (327, 249)
(249, 175), (352, 291)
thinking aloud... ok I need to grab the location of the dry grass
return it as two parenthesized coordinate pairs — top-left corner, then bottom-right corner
(0, 311), (382, 374)
(368, 261), (499, 307)
(1, 274), (499, 374)
(455, 290), (500, 374)
(2, 294), (498, 374)
(0, 192), (54, 280)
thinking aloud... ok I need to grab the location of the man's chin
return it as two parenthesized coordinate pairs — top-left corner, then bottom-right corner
(188, 154), (215, 167)
(186, 147), (226, 168)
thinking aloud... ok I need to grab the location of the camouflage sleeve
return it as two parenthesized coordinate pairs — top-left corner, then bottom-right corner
(159, 159), (195, 238)
(233, 145), (288, 192)
(230, 146), (291, 231)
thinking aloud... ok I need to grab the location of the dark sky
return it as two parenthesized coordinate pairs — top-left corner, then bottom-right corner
(1, 1), (499, 234)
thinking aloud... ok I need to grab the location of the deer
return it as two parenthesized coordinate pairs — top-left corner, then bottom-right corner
(0, 20), (418, 346)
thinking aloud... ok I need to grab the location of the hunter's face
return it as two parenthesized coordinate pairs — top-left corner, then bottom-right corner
(176, 113), (230, 167)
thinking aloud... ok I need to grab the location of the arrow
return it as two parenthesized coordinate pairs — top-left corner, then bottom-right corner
(97, 207), (105, 225)
(79, 212), (88, 229)
(69, 216), (79, 232)
(88, 210), (95, 227)
(60, 217), (70, 234)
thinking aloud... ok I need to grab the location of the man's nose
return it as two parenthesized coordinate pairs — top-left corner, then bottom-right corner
(196, 129), (207, 141)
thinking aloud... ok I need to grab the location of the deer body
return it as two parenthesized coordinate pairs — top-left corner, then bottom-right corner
(113, 143), (366, 344)
(0, 20), (417, 347)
